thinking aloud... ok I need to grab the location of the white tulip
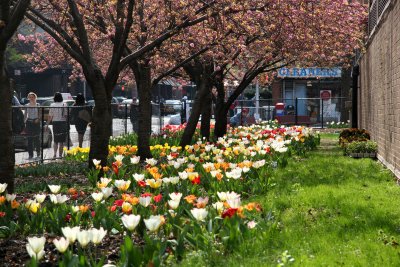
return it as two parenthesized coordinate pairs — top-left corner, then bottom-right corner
(114, 154), (124, 163)
(169, 192), (182, 201)
(6, 194), (16, 202)
(90, 227), (107, 245)
(144, 215), (163, 232)
(26, 244), (45, 260)
(53, 237), (69, 253)
(121, 214), (141, 231)
(0, 183), (7, 194)
(62, 226), (80, 244)
(77, 230), (91, 248)
(27, 236), (46, 254)
(139, 196), (152, 207)
(145, 158), (157, 166)
(212, 202), (224, 213)
(48, 185), (61, 194)
(34, 194), (46, 203)
(168, 199), (180, 209)
(132, 173), (145, 182)
(190, 208), (208, 221)
(92, 159), (101, 166)
(130, 156), (140, 164)
(91, 192), (104, 202)
(101, 187), (113, 199)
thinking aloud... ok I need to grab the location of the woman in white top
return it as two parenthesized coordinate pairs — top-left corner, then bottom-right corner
(24, 92), (41, 159)
(46, 92), (67, 158)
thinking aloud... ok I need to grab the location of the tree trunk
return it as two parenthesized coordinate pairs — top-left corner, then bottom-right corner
(180, 78), (210, 148)
(88, 76), (112, 169)
(214, 104), (229, 138)
(0, 50), (15, 192)
(213, 74), (229, 138)
(135, 65), (153, 159)
(200, 91), (212, 140)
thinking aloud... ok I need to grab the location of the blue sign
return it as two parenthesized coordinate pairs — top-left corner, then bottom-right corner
(277, 67), (342, 78)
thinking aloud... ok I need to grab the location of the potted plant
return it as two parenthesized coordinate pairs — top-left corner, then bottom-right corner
(365, 140), (378, 158)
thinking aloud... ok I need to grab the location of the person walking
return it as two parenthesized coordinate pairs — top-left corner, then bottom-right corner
(46, 92), (68, 158)
(24, 92), (41, 159)
(71, 93), (91, 147)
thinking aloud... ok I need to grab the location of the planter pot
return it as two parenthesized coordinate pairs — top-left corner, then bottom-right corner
(349, 153), (359, 158)
(356, 153), (364, 158)
(368, 152), (376, 158)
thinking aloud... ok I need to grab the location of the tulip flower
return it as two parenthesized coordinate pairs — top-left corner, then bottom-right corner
(146, 179), (162, 189)
(168, 199), (180, 210)
(132, 173), (145, 182)
(53, 237), (69, 253)
(190, 208), (208, 221)
(92, 159), (101, 167)
(144, 215), (163, 232)
(121, 202), (132, 214)
(6, 194), (16, 202)
(34, 194), (46, 203)
(26, 236), (46, 260)
(130, 156), (140, 164)
(91, 192), (104, 202)
(169, 192), (182, 201)
(0, 183), (8, 193)
(121, 214), (141, 231)
(90, 227), (107, 245)
(62, 226), (80, 244)
(139, 196), (152, 207)
(114, 180), (131, 191)
(29, 201), (40, 213)
(77, 230), (91, 248)
(101, 187), (113, 199)
(48, 185), (61, 194)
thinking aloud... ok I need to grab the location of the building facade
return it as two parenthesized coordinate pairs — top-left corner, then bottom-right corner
(272, 67), (352, 124)
(358, 0), (399, 176)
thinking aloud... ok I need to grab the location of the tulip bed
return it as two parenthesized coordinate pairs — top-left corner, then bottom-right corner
(0, 122), (320, 266)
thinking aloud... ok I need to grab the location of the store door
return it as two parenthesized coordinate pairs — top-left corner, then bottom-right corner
(294, 83), (307, 115)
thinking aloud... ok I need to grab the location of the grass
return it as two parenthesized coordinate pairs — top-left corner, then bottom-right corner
(178, 134), (400, 266)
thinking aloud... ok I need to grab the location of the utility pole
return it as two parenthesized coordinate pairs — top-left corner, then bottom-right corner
(254, 78), (260, 121)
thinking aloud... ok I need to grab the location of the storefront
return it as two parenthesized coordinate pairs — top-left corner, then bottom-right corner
(272, 67), (351, 123)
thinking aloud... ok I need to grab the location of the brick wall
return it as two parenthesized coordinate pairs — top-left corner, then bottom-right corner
(359, 0), (400, 177)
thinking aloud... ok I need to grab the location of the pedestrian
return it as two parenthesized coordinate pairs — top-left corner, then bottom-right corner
(71, 93), (91, 147)
(24, 92), (41, 159)
(130, 97), (139, 133)
(229, 108), (255, 127)
(46, 92), (68, 158)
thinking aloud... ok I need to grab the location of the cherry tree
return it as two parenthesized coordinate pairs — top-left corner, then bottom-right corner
(0, 0), (31, 192)
(24, 0), (228, 163)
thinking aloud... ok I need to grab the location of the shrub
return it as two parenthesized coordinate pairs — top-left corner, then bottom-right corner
(345, 140), (377, 154)
(339, 128), (370, 147)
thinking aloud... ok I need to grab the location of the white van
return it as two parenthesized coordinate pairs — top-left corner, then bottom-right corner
(61, 93), (73, 101)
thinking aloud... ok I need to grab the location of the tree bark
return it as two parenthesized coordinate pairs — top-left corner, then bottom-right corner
(200, 91), (212, 140)
(179, 78), (211, 148)
(0, 50), (15, 192)
(214, 104), (229, 138)
(88, 71), (112, 169)
(134, 64), (153, 159)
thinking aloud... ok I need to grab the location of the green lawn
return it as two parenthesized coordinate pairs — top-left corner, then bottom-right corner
(179, 134), (400, 266)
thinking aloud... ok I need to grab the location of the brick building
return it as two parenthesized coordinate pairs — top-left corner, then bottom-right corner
(358, 0), (399, 176)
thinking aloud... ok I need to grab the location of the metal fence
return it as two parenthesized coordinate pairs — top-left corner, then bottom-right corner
(12, 97), (351, 165)
(12, 103), (169, 165)
(230, 97), (351, 128)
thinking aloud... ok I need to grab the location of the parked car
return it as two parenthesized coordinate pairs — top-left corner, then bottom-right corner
(14, 125), (53, 151)
(162, 99), (182, 115)
(40, 99), (75, 122)
(114, 96), (127, 103)
(117, 99), (133, 118)
(85, 98), (119, 117)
